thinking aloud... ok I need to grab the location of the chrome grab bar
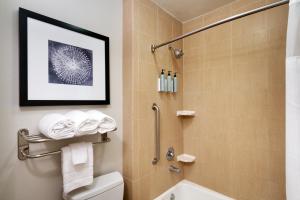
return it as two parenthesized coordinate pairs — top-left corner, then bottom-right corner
(152, 103), (160, 165)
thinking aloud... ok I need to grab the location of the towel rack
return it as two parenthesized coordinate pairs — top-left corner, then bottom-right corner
(17, 128), (116, 160)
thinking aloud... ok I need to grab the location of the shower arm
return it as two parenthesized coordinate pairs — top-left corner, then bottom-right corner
(151, 0), (289, 53)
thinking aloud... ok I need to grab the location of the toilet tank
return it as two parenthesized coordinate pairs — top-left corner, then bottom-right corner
(64, 171), (124, 200)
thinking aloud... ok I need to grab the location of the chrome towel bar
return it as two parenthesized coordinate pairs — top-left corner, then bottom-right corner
(17, 128), (116, 160)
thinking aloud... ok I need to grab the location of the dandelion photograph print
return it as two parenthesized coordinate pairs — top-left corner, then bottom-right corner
(48, 40), (93, 86)
(20, 8), (109, 105)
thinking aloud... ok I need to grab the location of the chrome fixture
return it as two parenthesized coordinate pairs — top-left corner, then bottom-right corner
(151, 0), (289, 53)
(169, 46), (184, 59)
(166, 147), (175, 161)
(152, 103), (160, 165)
(169, 165), (181, 174)
(17, 128), (116, 160)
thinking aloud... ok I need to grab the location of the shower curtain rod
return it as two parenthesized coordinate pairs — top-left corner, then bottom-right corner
(151, 0), (289, 53)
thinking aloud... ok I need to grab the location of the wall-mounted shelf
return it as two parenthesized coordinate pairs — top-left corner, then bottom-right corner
(176, 110), (196, 117)
(17, 128), (116, 160)
(177, 154), (196, 163)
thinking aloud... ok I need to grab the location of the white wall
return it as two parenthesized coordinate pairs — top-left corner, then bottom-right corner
(0, 0), (123, 199)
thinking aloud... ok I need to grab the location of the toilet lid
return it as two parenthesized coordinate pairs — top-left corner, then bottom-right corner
(65, 171), (123, 200)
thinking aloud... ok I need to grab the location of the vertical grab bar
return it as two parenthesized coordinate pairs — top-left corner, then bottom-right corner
(152, 103), (160, 165)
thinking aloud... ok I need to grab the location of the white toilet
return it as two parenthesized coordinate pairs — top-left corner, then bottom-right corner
(64, 172), (124, 200)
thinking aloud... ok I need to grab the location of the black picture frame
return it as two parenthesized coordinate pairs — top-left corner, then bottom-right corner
(19, 8), (110, 106)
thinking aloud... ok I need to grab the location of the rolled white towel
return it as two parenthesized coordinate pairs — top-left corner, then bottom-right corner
(87, 110), (117, 133)
(65, 110), (99, 136)
(38, 113), (75, 140)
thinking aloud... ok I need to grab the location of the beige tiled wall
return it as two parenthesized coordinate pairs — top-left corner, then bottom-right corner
(124, 0), (287, 199)
(182, 0), (287, 200)
(123, 0), (184, 199)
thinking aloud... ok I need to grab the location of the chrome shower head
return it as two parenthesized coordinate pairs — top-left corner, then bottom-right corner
(169, 46), (184, 59)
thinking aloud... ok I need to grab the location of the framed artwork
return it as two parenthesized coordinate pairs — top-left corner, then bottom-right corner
(19, 8), (110, 106)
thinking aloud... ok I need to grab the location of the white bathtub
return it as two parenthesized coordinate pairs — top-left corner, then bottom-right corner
(154, 180), (235, 200)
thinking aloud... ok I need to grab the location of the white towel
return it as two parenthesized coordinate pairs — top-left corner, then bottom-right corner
(87, 110), (117, 133)
(61, 142), (93, 195)
(38, 113), (75, 140)
(65, 110), (99, 136)
(69, 142), (88, 165)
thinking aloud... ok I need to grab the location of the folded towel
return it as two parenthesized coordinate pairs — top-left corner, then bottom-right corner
(65, 110), (99, 136)
(87, 110), (117, 133)
(62, 142), (93, 195)
(38, 113), (75, 140)
(69, 142), (88, 165)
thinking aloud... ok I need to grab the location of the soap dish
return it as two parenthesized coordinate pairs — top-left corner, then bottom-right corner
(176, 110), (196, 117)
(177, 154), (196, 163)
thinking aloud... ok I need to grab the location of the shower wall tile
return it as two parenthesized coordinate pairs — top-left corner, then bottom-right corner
(134, 0), (156, 36)
(123, 0), (183, 199)
(123, 0), (135, 181)
(233, 0), (266, 15)
(203, 3), (232, 26)
(183, 16), (203, 33)
(182, 0), (287, 200)
(137, 33), (156, 65)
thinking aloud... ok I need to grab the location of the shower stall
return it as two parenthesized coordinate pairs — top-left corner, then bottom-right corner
(123, 0), (292, 199)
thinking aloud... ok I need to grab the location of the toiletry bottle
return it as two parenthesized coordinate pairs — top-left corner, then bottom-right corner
(171, 77), (174, 93)
(157, 75), (161, 92)
(165, 77), (168, 92)
(173, 72), (177, 93)
(160, 69), (165, 92)
(167, 71), (172, 92)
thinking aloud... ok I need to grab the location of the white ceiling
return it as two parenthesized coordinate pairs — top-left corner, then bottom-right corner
(152, 0), (235, 22)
